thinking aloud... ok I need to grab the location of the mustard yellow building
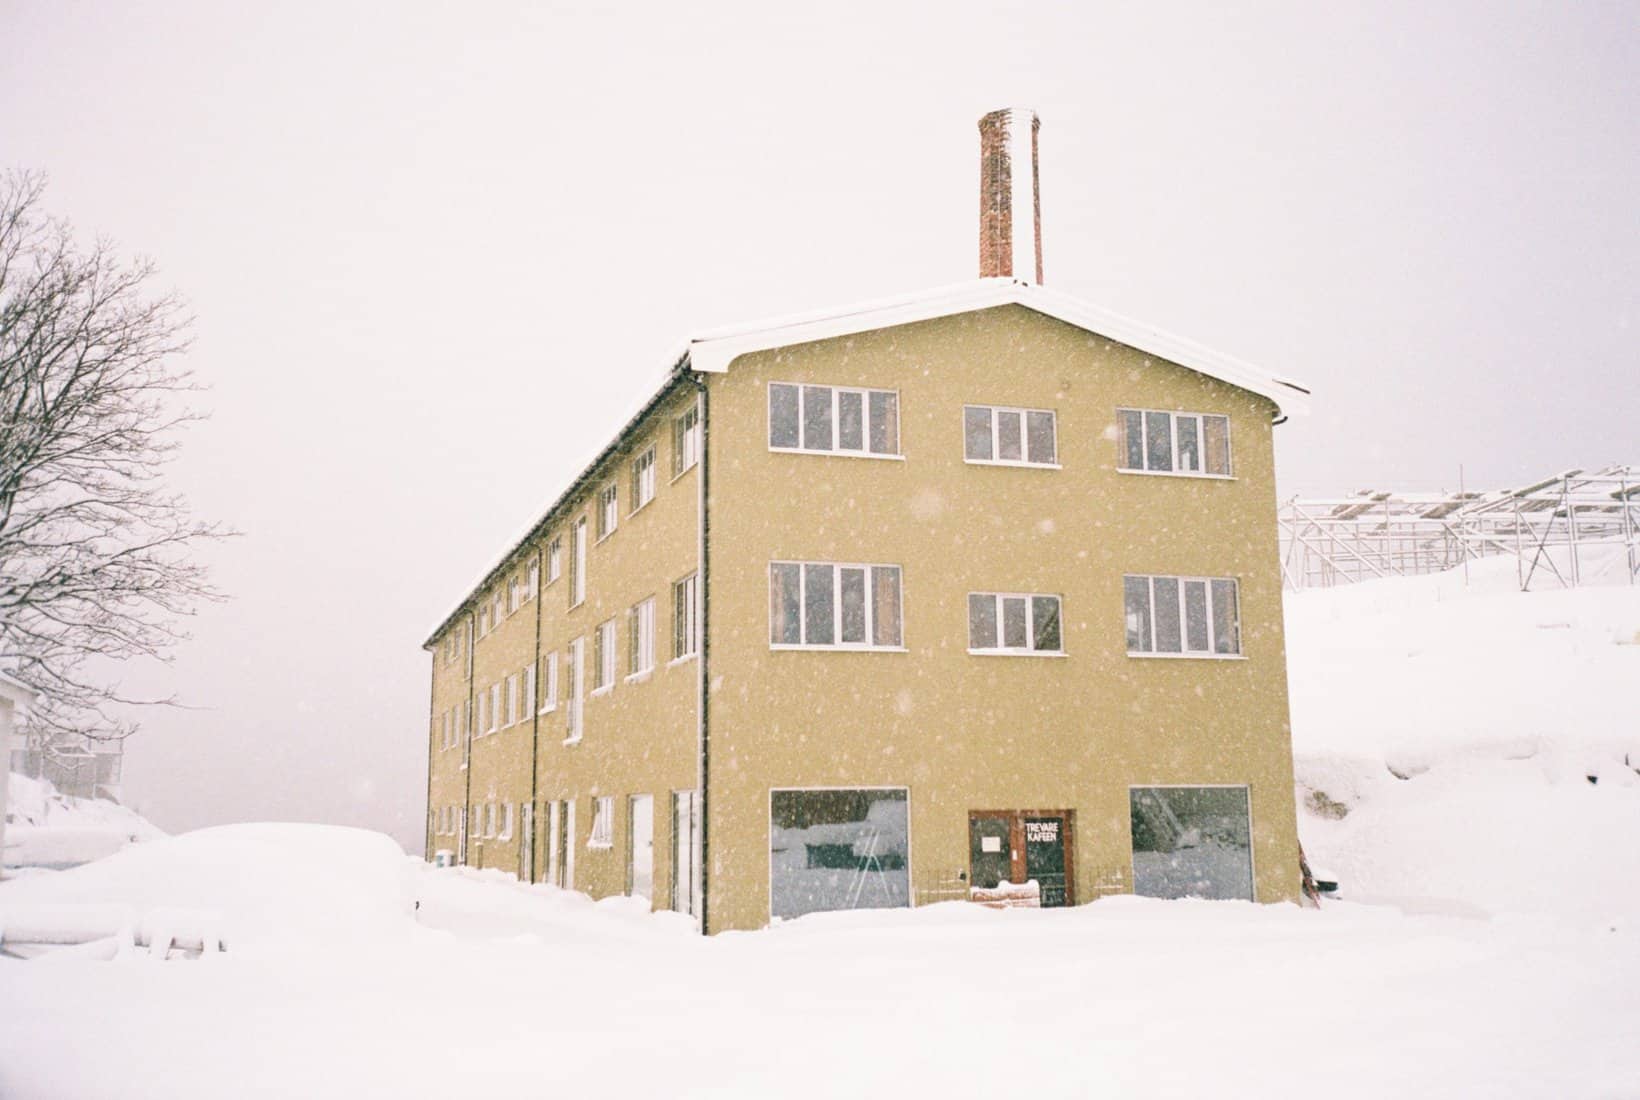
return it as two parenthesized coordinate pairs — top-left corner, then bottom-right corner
(422, 108), (1311, 932)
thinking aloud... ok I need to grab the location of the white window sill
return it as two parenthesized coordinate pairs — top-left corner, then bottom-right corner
(1117, 468), (1236, 481)
(590, 685), (613, 698)
(768, 447), (906, 462)
(1126, 651), (1247, 661)
(569, 599), (585, 610)
(967, 649), (1068, 658)
(668, 463), (698, 484)
(625, 669), (654, 685)
(538, 705), (558, 717)
(768, 644), (910, 653)
(964, 458), (1062, 470)
(667, 653), (698, 668)
(586, 841), (613, 850)
(563, 734), (583, 746)
(595, 532), (615, 545)
(629, 499), (655, 517)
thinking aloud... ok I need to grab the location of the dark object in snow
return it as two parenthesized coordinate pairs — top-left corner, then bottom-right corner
(1298, 844), (1322, 907)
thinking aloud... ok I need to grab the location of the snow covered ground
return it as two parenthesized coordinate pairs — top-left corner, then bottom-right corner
(2, 562), (1638, 1098)
(3, 771), (163, 872)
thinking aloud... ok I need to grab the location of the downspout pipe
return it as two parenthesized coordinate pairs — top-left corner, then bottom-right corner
(527, 544), (545, 881)
(692, 372), (711, 934)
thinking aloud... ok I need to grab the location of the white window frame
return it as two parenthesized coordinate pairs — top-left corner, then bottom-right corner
(570, 517), (587, 608)
(478, 603), (491, 637)
(475, 688), (488, 737)
(538, 651), (558, 714)
(631, 446), (657, 512)
(627, 597), (655, 681)
(673, 404), (701, 478)
(504, 673), (519, 727)
(488, 682), (501, 732)
(766, 382), (903, 460)
(967, 592), (1066, 656)
(565, 636), (585, 742)
(1117, 408), (1233, 478)
(963, 404), (1060, 468)
(767, 561), (906, 651)
(671, 572), (699, 663)
(1124, 574), (1243, 659)
(508, 573), (522, 614)
(547, 537), (562, 584)
(596, 483), (619, 542)
(592, 619), (617, 695)
(588, 796), (614, 849)
(527, 560), (540, 599)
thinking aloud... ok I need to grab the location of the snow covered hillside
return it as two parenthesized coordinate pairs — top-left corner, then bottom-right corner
(1, 563), (1637, 1098)
(1288, 557), (1640, 925)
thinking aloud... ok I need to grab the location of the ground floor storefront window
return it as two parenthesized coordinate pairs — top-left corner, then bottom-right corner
(1129, 786), (1253, 901)
(770, 788), (909, 920)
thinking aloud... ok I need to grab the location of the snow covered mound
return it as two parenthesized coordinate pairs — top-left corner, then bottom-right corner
(1287, 558), (1640, 924)
(0, 823), (415, 953)
(3, 772), (164, 871)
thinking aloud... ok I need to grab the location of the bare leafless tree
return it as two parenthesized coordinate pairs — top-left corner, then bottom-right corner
(0, 170), (221, 752)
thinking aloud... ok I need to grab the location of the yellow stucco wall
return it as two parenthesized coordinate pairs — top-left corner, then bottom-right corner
(701, 304), (1302, 931)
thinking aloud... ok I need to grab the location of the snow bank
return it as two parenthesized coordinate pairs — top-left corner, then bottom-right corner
(1288, 558), (1640, 923)
(3, 772), (164, 870)
(0, 823), (414, 953)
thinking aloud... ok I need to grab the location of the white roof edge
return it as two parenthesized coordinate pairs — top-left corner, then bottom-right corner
(685, 277), (1310, 417)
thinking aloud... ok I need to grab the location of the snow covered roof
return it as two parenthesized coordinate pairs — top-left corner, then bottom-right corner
(682, 277), (1311, 417)
(424, 278), (1310, 646)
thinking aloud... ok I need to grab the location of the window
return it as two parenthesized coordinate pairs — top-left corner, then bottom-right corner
(1130, 786), (1253, 901)
(963, 404), (1057, 466)
(520, 666), (535, 723)
(593, 619), (617, 693)
(1118, 409), (1231, 476)
(488, 683), (501, 732)
(589, 796), (614, 848)
(475, 688), (489, 736)
(768, 562), (903, 649)
(968, 593), (1062, 654)
(597, 483), (618, 541)
(628, 597), (655, 678)
(672, 573), (699, 660)
(528, 561), (540, 600)
(492, 590), (504, 627)
(570, 517), (587, 607)
(1124, 575), (1241, 656)
(478, 603), (491, 637)
(547, 537), (562, 583)
(768, 383), (899, 457)
(508, 572), (522, 614)
(457, 699), (468, 742)
(500, 802), (515, 840)
(770, 788), (909, 920)
(538, 652), (558, 713)
(672, 404), (700, 476)
(631, 446), (656, 511)
(485, 802), (497, 838)
(504, 673), (519, 727)
(566, 637), (584, 741)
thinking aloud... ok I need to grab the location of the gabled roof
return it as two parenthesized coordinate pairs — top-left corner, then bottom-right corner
(683, 276), (1311, 417)
(424, 277), (1311, 646)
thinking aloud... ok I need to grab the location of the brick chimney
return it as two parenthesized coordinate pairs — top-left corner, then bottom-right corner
(978, 107), (1042, 283)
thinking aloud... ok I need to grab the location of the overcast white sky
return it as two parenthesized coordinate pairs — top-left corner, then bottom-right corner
(3, 1), (1635, 848)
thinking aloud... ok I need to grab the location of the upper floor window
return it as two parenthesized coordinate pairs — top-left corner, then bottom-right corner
(507, 572), (522, 614)
(1118, 409), (1231, 477)
(570, 517), (587, 608)
(593, 619), (617, 694)
(565, 637), (584, 741)
(589, 796), (614, 849)
(769, 561), (903, 649)
(631, 446), (657, 511)
(1124, 574), (1241, 657)
(628, 596), (655, 679)
(488, 682), (502, 732)
(768, 383), (899, 457)
(478, 603), (491, 637)
(538, 651), (558, 713)
(964, 405), (1057, 466)
(968, 592), (1063, 655)
(597, 484), (619, 541)
(673, 405), (701, 476)
(547, 537), (562, 583)
(527, 561), (540, 600)
(504, 672), (520, 727)
(673, 573), (699, 660)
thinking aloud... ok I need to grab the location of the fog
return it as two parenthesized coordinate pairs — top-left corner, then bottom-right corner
(3, 1), (1634, 848)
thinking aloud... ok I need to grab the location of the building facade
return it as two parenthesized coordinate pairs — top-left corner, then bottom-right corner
(423, 109), (1310, 932)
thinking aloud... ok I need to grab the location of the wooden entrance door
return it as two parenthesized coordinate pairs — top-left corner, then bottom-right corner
(967, 810), (1075, 907)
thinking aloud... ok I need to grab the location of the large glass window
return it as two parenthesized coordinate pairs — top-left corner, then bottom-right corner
(1124, 574), (1240, 656)
(768, 383), (899, 457)
(769, 562), (903, 649)
(963, 404), (1057, 466)
(1129, 786), (1253, 901)
(1117, 409), (1232, 476)
(967, 592), (1062, 654)
(770, 788), (910, 920)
